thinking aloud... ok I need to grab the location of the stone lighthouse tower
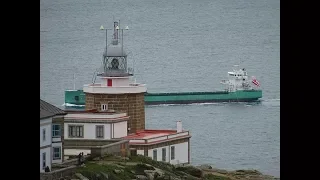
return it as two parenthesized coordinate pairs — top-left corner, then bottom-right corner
(83, 21), (147, 133)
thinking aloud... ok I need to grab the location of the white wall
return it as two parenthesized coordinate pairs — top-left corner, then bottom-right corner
(64, 149), (91, 156)
(112, 78), (130, 86)
(52, 137), (61, 143)
(52, 142), (62, 164)
(171, 142), (189, 164)
(40, 147), (51, 172)
(113, 121), (127, 138)
(100, 77), (130, 87)
(148, 146), (167, 162)
(147, 142), (189, 165)
(65, 113), (127, 120)
(137, 150), (144, 156)
(83, 84), (147, 94)
(40, 118), (52, 148)
(64, 123), (111, 140)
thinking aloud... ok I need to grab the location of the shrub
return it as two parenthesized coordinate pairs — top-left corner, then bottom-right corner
(175, 166), (203, 178)
(135, 163), (155, 175)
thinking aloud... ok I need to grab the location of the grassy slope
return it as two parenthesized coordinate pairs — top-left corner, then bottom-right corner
(74, 155), (278, 180)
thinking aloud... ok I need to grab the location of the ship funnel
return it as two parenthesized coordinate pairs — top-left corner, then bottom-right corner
(177, 121), (183, 133)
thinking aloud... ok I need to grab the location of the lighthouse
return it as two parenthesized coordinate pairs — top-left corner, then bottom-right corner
(83, 21), (147, 134)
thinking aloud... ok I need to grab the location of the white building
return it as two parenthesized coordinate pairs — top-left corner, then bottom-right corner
(63, 109), (129, 156)
(124, 121), (191, 165)
(40, 99), (67, 164)
(40, 109), (53, 172)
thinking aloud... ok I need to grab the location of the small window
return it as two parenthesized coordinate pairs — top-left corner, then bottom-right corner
(101, 104), (108, 111)
(153, 149), (157, 161)
(162, 148), (166, 161)
(68, 125), (84, 138)
(96, 125), (104, 138)
(42, 152), (46, 169)
(52, 124), (61, 137)
(43, 129), (46, 141)
(53, 147), (61, 160)
(171, 146), (175, 160)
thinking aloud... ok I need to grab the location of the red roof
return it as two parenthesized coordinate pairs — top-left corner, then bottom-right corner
(124, 129), (177, 139)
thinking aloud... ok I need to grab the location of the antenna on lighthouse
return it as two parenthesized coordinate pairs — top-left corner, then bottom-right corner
(98, 20), (131, 77)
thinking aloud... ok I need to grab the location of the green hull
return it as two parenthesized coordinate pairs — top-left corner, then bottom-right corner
(144, 90), (262, 105)
(64, 90), (86, 105)
(65, 89), (262, 106)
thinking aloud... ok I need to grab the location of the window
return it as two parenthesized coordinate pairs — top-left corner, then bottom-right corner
(52, 124), (61, 137)
(68, 125), (84, 138)
(53, 147), (61, 160)
(162, 148), (166, 161)
(153, 149), (157, 161)
(43, 129), (46, 141)
(96, 125), (104, 138)
(171, 146), (175, 160)
(101, 104), (108, 111)
(42, 152), (46, 169)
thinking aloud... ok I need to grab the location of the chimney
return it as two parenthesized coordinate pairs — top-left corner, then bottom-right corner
(177, 121), (182, 133)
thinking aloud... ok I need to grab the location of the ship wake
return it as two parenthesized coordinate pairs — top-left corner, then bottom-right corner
(146, 99), (279, 108)
(62, 103), (85, 107)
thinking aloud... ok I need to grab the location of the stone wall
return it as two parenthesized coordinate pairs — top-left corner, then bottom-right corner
(64, 139), (120, 147)
(64, 139), (129, 158)
(90, 140), (130, 157)
(57, 156), (87, 166)
(85, 93), (145, 133)
(40, 165), (77, 180)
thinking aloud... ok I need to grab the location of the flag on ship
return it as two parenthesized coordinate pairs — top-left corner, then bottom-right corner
(252, 76), (260, 86)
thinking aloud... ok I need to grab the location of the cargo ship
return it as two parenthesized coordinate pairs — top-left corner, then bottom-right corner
(65, 66), (262, 106)
(64, 21), (262, 106)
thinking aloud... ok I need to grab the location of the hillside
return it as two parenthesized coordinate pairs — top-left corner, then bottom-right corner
(71, 155), (279, 180)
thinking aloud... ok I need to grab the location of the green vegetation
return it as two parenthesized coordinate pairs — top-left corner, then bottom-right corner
(175, 166), (202, 178)
(73, 154), (278, 180)
(76, 162), (135, 180)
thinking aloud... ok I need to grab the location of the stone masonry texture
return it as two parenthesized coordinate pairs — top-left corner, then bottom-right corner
(85, 93), (145, 133)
